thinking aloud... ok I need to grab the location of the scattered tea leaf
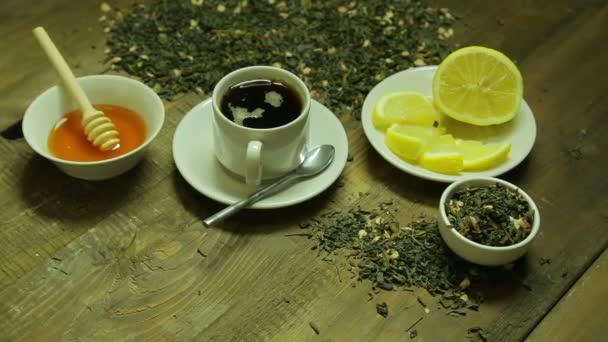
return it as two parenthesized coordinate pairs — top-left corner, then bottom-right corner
(196, 248), (207, 257)
(309, 321), (320, 335)
(447, 310), (466, 317)
(306, 202), (486, 313)
(284, 233), (313, 237)
(104, 0), (455, 114)
(376, 302), (389, 318)
(417, 297), (427, 308)
(467, 326), (488, 341)
(406, 317), (423, 334)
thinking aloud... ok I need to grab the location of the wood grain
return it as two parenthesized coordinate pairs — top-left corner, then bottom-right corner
(527, 250), (608, 341)
(0, 0), (124, 129)
(1, 0), (607, 341)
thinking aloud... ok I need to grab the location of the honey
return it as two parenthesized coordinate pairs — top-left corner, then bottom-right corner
(48, 104), (146, 162)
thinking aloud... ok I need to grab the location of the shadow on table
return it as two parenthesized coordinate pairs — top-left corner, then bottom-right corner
(172, 166), (341, 235)
(364, 146), (446, 207)
(472, 256), (533, 303)
(364, 140), (537, 207)
(502, 149), (534, 185)
(19, 155), (145, 229)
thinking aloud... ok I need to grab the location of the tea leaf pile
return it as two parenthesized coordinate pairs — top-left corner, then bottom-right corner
(309, 204), (482, 311)
(103, 0), (455, 115)
(446, 184), (534, 247)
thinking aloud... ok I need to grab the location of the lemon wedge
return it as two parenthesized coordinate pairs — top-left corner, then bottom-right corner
(455, 139), (483, 148)
(458, 141), (512, 170)
(385, 124), (445, 161)
(432, 46), (523, 126)
(385, 125), (511, 172)
(438, 134), (456, 145)
(419, 139), (464, 173)
(373, 91), (442, 131)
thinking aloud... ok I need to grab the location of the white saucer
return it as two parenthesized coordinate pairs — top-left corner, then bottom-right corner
(173, 99), (348, 209)
(361, 66), (537, 183)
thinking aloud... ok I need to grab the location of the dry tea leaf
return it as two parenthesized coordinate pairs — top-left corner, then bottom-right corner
(305, 202), (486, 313)
(446, 184), (534, 247)
(104, 0), (455, 111)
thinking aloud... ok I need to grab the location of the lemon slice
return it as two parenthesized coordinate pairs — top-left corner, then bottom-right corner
(385, 124), (445, 161)
(438, 134), (456, 145)
(455, 139), (483, 148)
(432, 46), (523, 126)
(458, 141), (511, 170)
(373, 91), (442, 131)
(419, 139), (464, 173)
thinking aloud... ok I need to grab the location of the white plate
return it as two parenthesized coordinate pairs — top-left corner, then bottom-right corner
(361, 66), (537, 183)
(173, 99), (348, 209)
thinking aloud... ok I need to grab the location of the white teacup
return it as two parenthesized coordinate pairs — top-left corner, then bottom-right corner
(211, 66), (311, 186)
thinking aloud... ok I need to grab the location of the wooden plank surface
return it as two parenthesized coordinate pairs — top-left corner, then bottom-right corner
(527, 250), (608, 341)
(1, 0), (607, 341)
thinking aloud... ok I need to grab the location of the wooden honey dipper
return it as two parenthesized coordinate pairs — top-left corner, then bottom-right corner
(33, 27), (120, 151)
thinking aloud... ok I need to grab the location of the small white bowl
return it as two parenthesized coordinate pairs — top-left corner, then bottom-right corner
(438, 177), (540, 266)
(23, 75), (164, 180)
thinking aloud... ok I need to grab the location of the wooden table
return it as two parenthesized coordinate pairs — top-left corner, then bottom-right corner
(1, 1), (606, 341)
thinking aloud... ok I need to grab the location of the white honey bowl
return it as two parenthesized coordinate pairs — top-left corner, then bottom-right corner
(23, 75), (165, 180)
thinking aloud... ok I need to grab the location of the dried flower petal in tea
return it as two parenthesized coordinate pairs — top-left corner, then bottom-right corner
(445, 184), (534, 247)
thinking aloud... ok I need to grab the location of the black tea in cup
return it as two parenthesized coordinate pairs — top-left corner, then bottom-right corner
(220, 79), (302, 129)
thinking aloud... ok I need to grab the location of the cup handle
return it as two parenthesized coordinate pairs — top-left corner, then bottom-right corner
(246, 140), (263, 186)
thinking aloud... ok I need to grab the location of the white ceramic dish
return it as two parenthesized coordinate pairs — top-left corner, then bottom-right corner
(361, 66), (537, 183)
(23, 75), (165, 180)
(172, 99), (348, 209)
(438, 177), (540, 266)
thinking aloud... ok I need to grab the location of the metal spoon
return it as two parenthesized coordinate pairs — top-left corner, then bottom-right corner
(203, 145), (335, 227)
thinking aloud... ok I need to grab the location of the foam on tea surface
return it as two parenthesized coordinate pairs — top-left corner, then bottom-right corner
(220, 79), (302, 129)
